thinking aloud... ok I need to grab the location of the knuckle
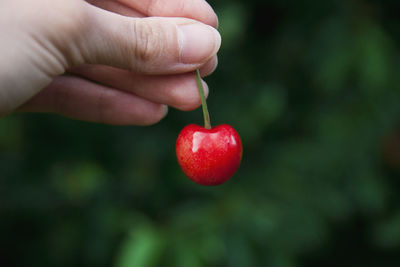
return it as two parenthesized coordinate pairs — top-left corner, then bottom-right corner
(130, 19), (164, 66)
(32, 0), (89, 67)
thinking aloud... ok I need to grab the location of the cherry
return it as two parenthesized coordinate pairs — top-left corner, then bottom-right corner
(176, 123), (242, 185)
(176, 70), (242, 186)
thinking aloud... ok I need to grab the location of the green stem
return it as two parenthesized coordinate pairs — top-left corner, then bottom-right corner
(195, 69), (211, 129)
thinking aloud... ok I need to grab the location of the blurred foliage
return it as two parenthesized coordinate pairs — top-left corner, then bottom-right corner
(1, 0), (400, 266)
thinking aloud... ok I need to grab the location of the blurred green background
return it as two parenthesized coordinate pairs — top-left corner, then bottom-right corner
(2, 0), (400, 266)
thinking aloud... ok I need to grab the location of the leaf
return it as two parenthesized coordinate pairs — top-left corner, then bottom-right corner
(115, 225), (164, 267)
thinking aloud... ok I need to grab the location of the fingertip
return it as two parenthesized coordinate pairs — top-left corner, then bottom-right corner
(178, 78), (209, 111)
(138, 104), (169, 126)
(203, 1), (219, 28)
(178, 22), (221, 65)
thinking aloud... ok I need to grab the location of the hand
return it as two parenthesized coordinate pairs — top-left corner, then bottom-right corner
(0, 0), (220, 125)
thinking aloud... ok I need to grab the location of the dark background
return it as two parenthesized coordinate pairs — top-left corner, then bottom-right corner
(2, 0), (400, 266)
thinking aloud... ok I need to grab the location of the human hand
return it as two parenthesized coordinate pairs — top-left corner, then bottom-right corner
(1, 0), (220, 124)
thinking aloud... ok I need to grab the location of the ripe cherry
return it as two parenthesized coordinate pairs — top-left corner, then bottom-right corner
(176, 70), (242, 186)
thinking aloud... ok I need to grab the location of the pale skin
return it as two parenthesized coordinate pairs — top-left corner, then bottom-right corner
(0, 0), (221, 125)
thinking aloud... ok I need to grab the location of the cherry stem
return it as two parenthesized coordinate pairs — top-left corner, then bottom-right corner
(195, 69), (211, 129)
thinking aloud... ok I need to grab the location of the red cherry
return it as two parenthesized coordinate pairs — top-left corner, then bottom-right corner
(176, 70), (243, 185)
(176, 124), (242, 186)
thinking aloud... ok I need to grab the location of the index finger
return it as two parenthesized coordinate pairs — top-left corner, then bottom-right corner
(116, 0), (218, 28)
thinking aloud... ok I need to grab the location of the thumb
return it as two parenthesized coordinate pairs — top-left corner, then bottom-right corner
(77, 5), (221, 74)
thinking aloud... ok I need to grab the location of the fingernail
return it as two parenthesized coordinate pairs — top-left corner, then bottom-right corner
(201, 80), (209, 98)
(162, 104), (169, 117)
(178, 23), (221, 64)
